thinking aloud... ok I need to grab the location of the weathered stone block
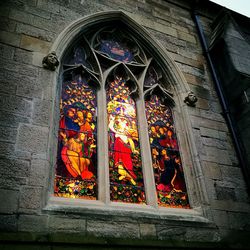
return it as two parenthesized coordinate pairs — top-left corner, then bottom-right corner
(18, 214), (48, 232)
(169, 52), (204, 70)
(0, 157), (30, 181)
(0, 177), (27, 190)
(126, 12), (177, 37)
(152, 7), (171, 23)
(87, 220), (140, 239)
(58, 6), (82, 22)
(177, 31), (197, 44)
(0, 94), (32, 117)
(139, 223), (156, 238)
(19, 186), (43, 210)
(0, 189), (19, 214)
(16, 23), (55, 43)
(49, 216), (86, 232)
(20, 34), (51, 53)
(0, 142), (15, 158)
(202, 137), (228, 150)
(215, 184), (236, 201)
(184, 228), (220, 242)
(0, 126), (18, 143)
(0, 156), (30, 190)
(196, 97), (209, 110)
(13, 48), (33, 64)
(200, 110), (225, 122)
(177, 62), (205, 78)
(0, 31), (20, 47)
(0, 110), (30, 128)
(29, 159), (49, 187)
(9, 9), (35, 26)
(156, 226), (186, 241)
(190, 84), (210, 100)
(16, 124), (49, 153)
(220, 166), (246, 189)
(0, 80), (16, 95)
(211, 199), (250, 213)
(16, 79), (43, 99)
(200, 127), (220, 139)
(0, 215), (17, 232)
(171, 23), (189, 33)
(191, 115), (228, 132)
(32, 99), (51, 126)
(184, 73), (203, 86)
(193, 128), (206, 155)
(202, 146), (232, 165)
(202, 161), (222, 180)
(0, 43), (15, 59)
(37, 0), (60, 14)
(212, 209), (229, 228)
(25, 5), (52, 19)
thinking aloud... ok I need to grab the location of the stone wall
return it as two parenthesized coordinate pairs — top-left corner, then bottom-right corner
(209, 11), (250, 171)
(0, 0), (249, 249)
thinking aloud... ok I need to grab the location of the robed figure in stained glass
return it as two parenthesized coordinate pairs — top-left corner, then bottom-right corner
(108, 115), (138, 185)
(54, 74), (98, 199)
(107, 76), (146, 203)
(145, 95), (189, 208)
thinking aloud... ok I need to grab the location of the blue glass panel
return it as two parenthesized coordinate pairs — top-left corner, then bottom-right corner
(100, 40), (134, 63)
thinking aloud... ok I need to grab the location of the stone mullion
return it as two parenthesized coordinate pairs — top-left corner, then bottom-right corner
(136, 96), (158, 208)
(97, 83), (110, 204)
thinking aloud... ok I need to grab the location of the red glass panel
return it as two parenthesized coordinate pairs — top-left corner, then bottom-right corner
(107, 77), (146, 204)
(54, 75), (98, 199)
(145, 95), (190, 208)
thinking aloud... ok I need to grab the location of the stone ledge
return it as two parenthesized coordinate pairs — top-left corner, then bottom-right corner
(43, 197), (214, 227)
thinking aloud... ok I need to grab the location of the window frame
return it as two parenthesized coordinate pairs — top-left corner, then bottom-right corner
(44, 11), (211, 224)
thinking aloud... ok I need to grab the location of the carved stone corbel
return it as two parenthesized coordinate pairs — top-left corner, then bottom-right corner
(184, 91), (198, 107)
(42, 51), (59, 71)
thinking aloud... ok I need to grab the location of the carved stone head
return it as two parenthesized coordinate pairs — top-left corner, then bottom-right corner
(184, 91), (198, 107)
(42, 51), (59, 71)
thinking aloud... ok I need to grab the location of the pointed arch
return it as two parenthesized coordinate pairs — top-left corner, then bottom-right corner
(48, 11), (210, 212)
(51, 11), (189, 93)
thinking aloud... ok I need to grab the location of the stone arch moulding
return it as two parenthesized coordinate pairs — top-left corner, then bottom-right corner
(46, 10), (210, 222)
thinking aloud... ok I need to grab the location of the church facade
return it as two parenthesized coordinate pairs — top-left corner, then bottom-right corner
(0, 0), (250, 249)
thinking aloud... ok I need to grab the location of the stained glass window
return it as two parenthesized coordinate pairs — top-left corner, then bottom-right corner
(54, 73), (98, 199)
(107, 77), (146, 204)
(54, 24), (191, 209)
(145, 95), (190, 208)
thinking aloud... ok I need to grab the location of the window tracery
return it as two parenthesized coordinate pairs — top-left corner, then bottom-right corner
(54, 25), (190, 208)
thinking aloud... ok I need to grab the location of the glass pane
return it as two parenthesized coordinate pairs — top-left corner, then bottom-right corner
(107, 77), (146, 204)
(99, 40), (134, 63)
(54, 75), (98, 200)
(145, 95), (190, 208)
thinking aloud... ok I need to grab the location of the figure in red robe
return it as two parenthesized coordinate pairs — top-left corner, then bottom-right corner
(109, 115), (138, 185)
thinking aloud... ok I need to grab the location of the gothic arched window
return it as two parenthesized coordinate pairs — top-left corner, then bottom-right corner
(53, 24), (190, 209)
